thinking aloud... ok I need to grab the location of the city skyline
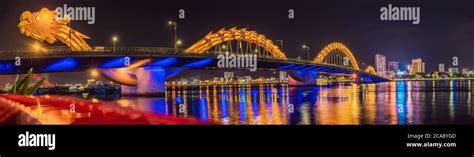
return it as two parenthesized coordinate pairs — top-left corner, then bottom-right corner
(0, 0), (473, 72)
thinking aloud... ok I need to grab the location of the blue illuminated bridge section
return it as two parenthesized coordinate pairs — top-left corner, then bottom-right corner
(0, 47), (388, 82)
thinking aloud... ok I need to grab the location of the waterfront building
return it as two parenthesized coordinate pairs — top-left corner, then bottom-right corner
(410, 58), (425, 74)
(375, 54), (387, 76)
(439, 64), (445, 72)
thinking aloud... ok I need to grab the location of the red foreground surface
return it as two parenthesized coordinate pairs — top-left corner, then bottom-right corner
(0, 94), (207, 125)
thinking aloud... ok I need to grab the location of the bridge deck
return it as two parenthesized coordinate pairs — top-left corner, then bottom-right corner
(0, 46), (389, 82)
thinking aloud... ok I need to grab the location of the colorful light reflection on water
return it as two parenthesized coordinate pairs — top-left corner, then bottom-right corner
(112, 80), (474, 125)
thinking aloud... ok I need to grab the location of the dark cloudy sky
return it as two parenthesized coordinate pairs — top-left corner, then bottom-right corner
(0, 0), (473, 72)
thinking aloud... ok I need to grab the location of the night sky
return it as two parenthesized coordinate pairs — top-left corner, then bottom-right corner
(0, 0), (473, 72)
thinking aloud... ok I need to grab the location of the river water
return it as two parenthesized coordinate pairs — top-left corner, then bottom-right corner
(109, 80), (474, 125)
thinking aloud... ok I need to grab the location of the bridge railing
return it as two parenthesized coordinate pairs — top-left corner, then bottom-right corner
(0, 46), (185, 55)
(201, 50), (283, 60)
(0, 47), (318, 63)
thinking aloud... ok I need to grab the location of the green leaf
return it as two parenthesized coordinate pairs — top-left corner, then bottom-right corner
(20, 68), (33, 94)
(7, 68), (45, 95)
(12, 75), (27, 94)
(27, 77), (45, 95)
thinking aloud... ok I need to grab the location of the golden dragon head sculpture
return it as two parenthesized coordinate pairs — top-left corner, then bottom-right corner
(18, 8), (92, 51)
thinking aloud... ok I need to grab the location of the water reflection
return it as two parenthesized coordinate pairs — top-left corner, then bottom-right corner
(111, 80), (474, 125)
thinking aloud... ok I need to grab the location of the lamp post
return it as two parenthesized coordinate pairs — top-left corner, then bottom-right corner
(112, 36), (118, 52)
(221, 45), (227, 52)
(302, 44), (310, 61)
(168, 20), (178, 53)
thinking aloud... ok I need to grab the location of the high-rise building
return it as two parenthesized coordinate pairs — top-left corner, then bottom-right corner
(410, 58), (425, 74)
(439, 64), (445, 72)
(422, 62), (425, 73)
(386, 61), (399, 78)
(375, 54), (386, 76)
(387, 61), (399, 72)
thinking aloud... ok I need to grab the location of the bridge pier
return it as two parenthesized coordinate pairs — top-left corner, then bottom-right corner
(121, 67), (166, 96)
(288, 70), (318, 86)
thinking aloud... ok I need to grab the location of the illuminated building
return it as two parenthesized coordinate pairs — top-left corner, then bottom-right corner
(388, 61), (399, 72)
(462, 68), (470, 74)
(375, 54), (386, 76)
(387, 61), (398, 77)
(448, 67), (459, 74)
(439, 63), (445, 72)
(409, 58), (425, 74)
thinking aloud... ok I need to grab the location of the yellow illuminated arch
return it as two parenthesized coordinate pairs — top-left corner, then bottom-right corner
(365, 66), (376, 74)
(314, 42), (360, 70)
(185, 27), (287, 60)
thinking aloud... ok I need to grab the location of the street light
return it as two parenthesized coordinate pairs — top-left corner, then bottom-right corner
(168, 20), (178, 53)
(352, 73), (358, 78)
(302, 44), (310, 60)
(176, 39), (182, 46)
(112, 36), (118, 52)
(31, 42), (42, 52)
(90, 69), (100, 78)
